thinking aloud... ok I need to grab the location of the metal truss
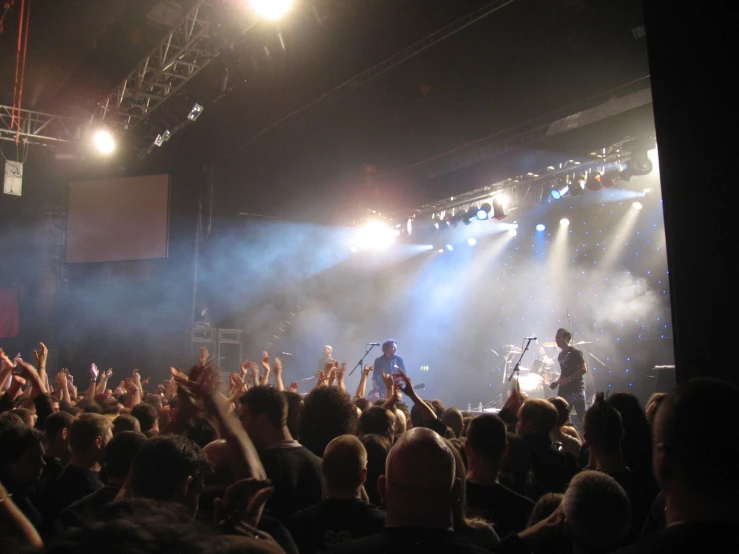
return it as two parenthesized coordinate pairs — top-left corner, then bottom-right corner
(0, 105), (83, 146)
(92, 0), (233, 129)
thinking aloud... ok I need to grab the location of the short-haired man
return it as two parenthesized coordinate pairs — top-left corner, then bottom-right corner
(614, 378), (739, 554)
(49, 413), (113, 517)
(548, 328), (588, 425)
(0, 424), (46, 528)
(329, 428), (488, 554)
(441, 408), (464, 438)
(371, 340), (406, 397)
(358, 406), (396, 443)
(131, 402), (159, 436)
(239, 386), (323, 521)
(465, 414), (534, 537)
(289, 436), (385, 553)
(517, 398), (577, 499)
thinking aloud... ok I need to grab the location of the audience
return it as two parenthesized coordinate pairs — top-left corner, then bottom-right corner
(299, 386), (357, 458)
(464, 413), (534, 538)
(130, 402), (159, 436)
(549, 397), (582, 457)
(289, 435), (385, 553)
(358, 406), (396, 443)
(239, 385), (323, 521)
(0, 424), (46, 528)
(358, 433), (391, 508)
(441, 407), (465, 438)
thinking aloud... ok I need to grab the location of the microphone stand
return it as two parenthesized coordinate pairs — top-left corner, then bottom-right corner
(349, 343), (377, 376)
(507, 338), (535, 382)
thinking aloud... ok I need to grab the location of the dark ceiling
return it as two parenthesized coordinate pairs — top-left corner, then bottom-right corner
(0, 0), (650, 221)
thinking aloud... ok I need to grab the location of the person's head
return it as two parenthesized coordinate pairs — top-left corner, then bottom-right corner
(528, 493), (563, 526)
(238, 386), (287, 448)
(131, 403), (159, 434)
(144, 394), (163, 413)
(105, 431), (146, 482)
(379, 427), (461, 528)
(517, 398), (558, 437)
(498, 433), (531, 489)
(69, 413), (114, 463)
(382, 339), (397, 358)
(43, 410), (74, 455)
(653, 378), (739, 509)
(0, 410), (24, 430)
(113, 414), (141, 435)
(606, 392), (653, 473)
(583, 393), (624, 457)
(129, 435), (212, 518)
(562, 470), (631, 553)
(299, 386), (357, 457)
(322, 435), (367, 496)
(555, 328), (572, 349)
(13, 407), (36, 427)
(354, 397), (371, 412)
(0, 424), (46, 488)
(548, 397), (571, 427)
(202, 439), (234, 490)
(184, 414), (220, 449)
(359, 406), (396, 442)
(322, 345), (333, 358)
(282, 391), (302, 440)
(441, 408), (464, 438)
(645, 392), (667, 429)
(465, 413), (508, 472)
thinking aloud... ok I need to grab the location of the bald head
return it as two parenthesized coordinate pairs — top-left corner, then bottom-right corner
(202, 439), (233, 489)
(322, 435), (367, 493)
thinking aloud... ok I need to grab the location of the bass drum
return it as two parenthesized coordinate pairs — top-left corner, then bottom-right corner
(531, 359), (546, 375)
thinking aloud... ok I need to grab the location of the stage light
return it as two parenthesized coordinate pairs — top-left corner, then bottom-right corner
(560, 218), (570, 227)
(457, 209), (473, 226)
(569, 176), (585, 196)
(586, 172), (603, 191)
(250, 0), (294, 20)
(93, 129), (115, 154)
(632, 201), (643, 210)
(438, 248), (444, 253)
(187, 103), (204, 121)
(350, 246), (358, 252)
(601, 170), (621, 188)
(445, 213), (457, 228)
(508, 228), (517, 236)
(536, 224), (546, 232)
(492, 195), (508, 220)
(476, 203), (491, 220)
(356, 220), (398, 250)
(446, 244), (454, 251)
(467, 238), (477, 246)
(550, 184), (569, 200)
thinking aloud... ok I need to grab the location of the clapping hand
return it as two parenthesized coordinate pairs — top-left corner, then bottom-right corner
(273, 357), (283, 376)
(288, 381), (299, 393)
(104, 368), (113, 379)
(33, 342), (48, 368)
(381, 371), (394, 391)
(260, 351), (270, 373)
(90, 363), (99, 381)
(317, 370), (328, 387)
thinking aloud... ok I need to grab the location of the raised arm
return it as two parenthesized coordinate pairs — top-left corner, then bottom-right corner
(96, 368), (113, 394)
(259, 352), (271, 386)
(354, 365), (372, 400)
(336, 362), (347, 392)
(86, 363), (99, 400)
(393, 372), (436, 423)
(272, 357), (284, 392)
(32, 342), (49, 394)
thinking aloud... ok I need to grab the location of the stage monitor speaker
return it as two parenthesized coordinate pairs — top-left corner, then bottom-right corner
(217, 329), (243, 373)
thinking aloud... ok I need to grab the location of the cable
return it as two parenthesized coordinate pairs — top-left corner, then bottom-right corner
(217, 0), (517, 162)
(10, 0), (25, 132)
(16, 0), (31, 144)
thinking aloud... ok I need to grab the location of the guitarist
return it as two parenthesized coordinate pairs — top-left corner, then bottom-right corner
(549, 328), (587, 424)
(371, 339), (407, 397)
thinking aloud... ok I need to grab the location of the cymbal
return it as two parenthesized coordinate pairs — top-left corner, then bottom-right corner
(504, 345), (523, 352)
(573, 341), (592, 346)
(540, 341), (557, 348)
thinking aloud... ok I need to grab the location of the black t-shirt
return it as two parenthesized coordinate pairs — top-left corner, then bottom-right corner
(57, 484), (120, 528)
(48, 464), (104, 518)
(260, 441), (324, 522)
(613, 520), (738, 554)
(524, 432), (578, 500)
(606, 468), (659, 533)
(326, 527), (491, 554)
(557, 347), (586, 398)
(465, 481), (534, 538)
(288, 498), (386, 554)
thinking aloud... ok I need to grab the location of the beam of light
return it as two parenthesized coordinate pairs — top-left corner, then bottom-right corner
(599, 203), (642, 271)
(250, 0), (294, 20)
(354, 220), (399, 251)
(632, 202), (643, 210)
(93, 130), (115, 154)
(560, 218), (570, 227)
(578, 187), (646, 206)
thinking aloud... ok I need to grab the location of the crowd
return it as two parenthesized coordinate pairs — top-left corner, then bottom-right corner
(0, 342), (737, 553)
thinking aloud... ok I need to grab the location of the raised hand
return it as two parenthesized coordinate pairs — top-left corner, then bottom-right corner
(11, 374), (27, 387)
(392, 372), (414, 396)
(288, 381), (299, 393)
(273, 357), (283, 376)
(33, 342), (49, 368)
(213, 478), (274, 528)
(381, 371), (394, 391)
(338, 362), (347, 380)
(260, 351), (270, 372)
(56, 369), (69, 387)
(131, 368), (142, 385)
(240, 360), (249, 377)
(90, 363), (99, 380)
(362, 365), (372, 378)
(317, 370), (328, 387)
(170, 367), (189, 385)
(104, 368), (113, 379)
(199, 346), (210, 365)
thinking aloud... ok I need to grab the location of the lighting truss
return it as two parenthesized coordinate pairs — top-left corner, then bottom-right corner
(0, 105), (83, 146)
(91, 1), (254, 129)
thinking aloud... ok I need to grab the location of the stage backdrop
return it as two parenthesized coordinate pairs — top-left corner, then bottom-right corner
(66, 174), (170, 263)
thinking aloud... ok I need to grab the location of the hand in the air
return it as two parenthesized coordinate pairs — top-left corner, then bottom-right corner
(90, 363), (99, 380)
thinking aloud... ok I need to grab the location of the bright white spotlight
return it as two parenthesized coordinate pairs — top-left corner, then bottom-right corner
(632, 201), (643, 210)
(356, 220), (397, 250)
(93, 130), (115, 154)
(560, 218), (570, 227)
(467, 238), (477, 246)
(437, 248), (444, 253)
(350, 246), (358, 253)
(508, 228), (517, 236)
(536, 224), (546, 232)
(446, 244), (454, 251)
(250, 0), (293, 20)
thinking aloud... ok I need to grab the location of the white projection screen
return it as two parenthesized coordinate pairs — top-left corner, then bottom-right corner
(66, 174), (170, 263)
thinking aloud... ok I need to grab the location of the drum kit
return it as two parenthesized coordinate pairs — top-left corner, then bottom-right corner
(500, 340), (592, 397)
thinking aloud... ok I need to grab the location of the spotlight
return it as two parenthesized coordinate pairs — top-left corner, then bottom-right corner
(536, 224), (546, 232)
(560, 218), (570, 227)
(569, 176), (585, 196)
(446, 244), (454, 251)
(93, 129), (115, 154)
(492, 195), (508, 220)
(632, 201), (643, 210)
(508, 228), (517, 236)
(437, 248), (444, 253)
(467, 237), (477, 246)
(476, 203), (491, 220)
(601, 170), (622, 188)
(356, 220), (398, 250)
(187, 103), (204, 121)
(444, 213), (457, 228)
(550, 184), (569, 200)
(456, 209), (473, 226)
(250, 0), (294, 20)
(586, 172), (603, 191)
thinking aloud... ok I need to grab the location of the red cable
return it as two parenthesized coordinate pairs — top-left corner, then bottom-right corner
(10, 0), (25, 133)
(15, 0), (30, 143)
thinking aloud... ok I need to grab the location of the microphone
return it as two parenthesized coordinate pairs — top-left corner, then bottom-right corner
(280, 352), (292, 356)
(368, 342), (381, 346)
(526, 336), (537, 340)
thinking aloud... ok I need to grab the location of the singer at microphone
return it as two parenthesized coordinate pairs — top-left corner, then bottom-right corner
(317, 345), (336, 374)
(371, 339), (406, 396)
